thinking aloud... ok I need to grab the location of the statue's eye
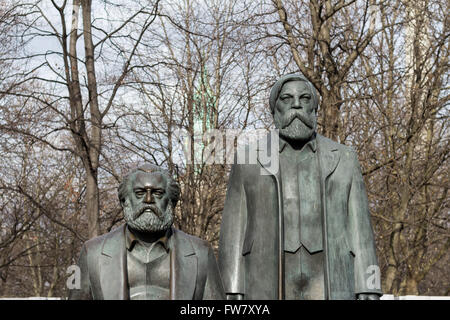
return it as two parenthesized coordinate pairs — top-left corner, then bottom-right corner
(134, 190), (145, 197)
(301, 95), (311, 100)
(153, 190), (164, 197)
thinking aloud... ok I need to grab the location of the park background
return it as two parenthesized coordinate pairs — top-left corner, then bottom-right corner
(0, 0), (448, 298)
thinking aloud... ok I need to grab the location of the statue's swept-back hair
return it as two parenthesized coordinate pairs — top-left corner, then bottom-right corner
(269, 74), (319, 114)
(117, 164), (180, 208)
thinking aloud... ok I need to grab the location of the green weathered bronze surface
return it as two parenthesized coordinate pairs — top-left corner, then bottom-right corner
(218, 74), (382, 300)
(68, 164), (225, 300)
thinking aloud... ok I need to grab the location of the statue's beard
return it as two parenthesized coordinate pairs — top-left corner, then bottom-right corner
(274, 110), (316, 142)
(123, 201), (173, 233)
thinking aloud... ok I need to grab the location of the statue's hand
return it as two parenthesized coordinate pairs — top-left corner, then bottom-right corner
(357, 293), (380, 300)
(226, 293), (244, 300)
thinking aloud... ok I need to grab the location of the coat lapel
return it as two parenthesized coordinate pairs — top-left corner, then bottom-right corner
(99, 224), (128, 300)
(172, 229), (197, 300)
(317, 134), (340, 180)
(256, 131), (281, 179)
(256, 132), (341, 178)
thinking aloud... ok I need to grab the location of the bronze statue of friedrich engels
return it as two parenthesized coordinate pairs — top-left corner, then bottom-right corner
(68, 164), (225, 300)
(218, 74), (382, 300)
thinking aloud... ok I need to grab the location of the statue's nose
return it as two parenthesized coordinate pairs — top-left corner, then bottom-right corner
(144, 190), (153, 203)
(291, 96), (302, 109)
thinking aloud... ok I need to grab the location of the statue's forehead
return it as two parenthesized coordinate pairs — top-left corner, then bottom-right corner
(279, 80), (310, 94)
(132, 171), (166, 188)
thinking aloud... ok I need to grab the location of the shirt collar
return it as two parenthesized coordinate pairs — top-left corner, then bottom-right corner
(279, 132), (317, 153)
(126, 225), (172, 252)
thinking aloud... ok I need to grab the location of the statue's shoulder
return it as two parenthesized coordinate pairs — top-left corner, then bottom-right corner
(173, 228), (212, 253)
(83, 224), (125, 252)
(316, 134), (356, 157)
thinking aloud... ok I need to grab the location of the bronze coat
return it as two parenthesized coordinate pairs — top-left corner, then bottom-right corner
(68, 225), (225, 300)
(218, 133), (382, 299)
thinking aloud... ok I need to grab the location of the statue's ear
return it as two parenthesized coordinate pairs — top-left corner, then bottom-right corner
(120, 198), (127, 210)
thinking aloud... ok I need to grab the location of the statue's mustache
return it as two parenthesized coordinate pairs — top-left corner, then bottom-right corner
(281, 111), (314, 129)
(134, 204), (163, 219)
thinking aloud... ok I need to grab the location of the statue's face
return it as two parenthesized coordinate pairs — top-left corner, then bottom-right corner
(122, 171), (173, 233)
(273, 80), (316, 142)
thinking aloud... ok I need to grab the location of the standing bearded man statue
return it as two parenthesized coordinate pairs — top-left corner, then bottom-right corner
(218, 74), (382, 300)
(69, 164), (224, 300)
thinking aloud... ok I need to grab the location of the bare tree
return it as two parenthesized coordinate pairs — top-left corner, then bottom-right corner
(238, 0), (380, 141)
(350, 0), (449, 295)
(109, 0), (269, 248)
(0, 0), (448, 298)
(0, 0), (161, 239)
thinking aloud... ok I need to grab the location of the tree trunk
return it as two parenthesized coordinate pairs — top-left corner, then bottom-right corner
(81, 0), (101, 238)
(85, 169), (100, 238)
(400, 276), (419, 295)
(320, 88), (342, 141)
